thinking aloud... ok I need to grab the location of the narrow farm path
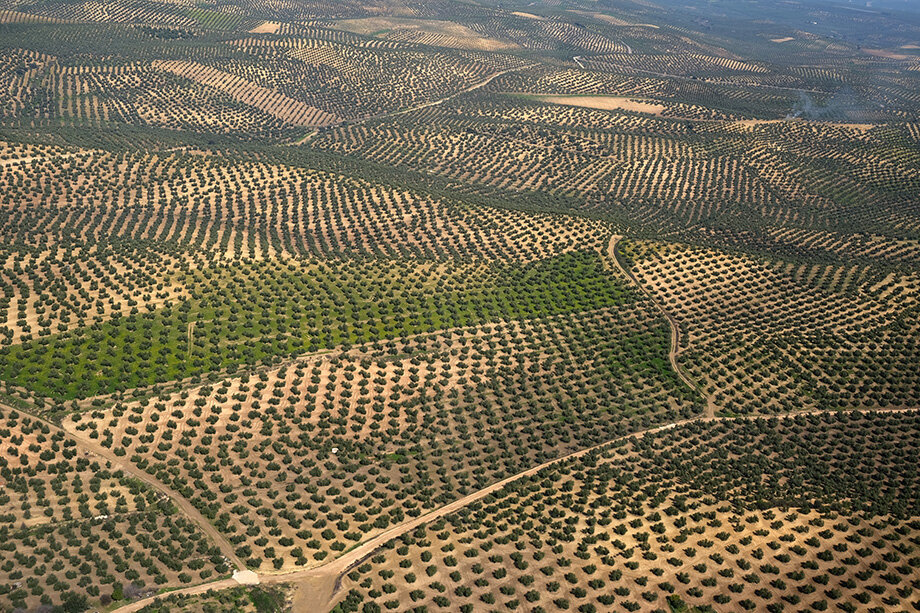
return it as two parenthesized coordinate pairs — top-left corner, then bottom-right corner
(187, 320), (195, 359)
(113, 417), (699, 613)
(11, 237), (913, 613)
(290, 62), (540, 143)
(293, 129), (318, 145)
(112, 579), (239, 613)
(0, 402), (247, 572)
(606, 235), (717, 417)
(355, 63), (540, 123)
(108, 406), (918, 613)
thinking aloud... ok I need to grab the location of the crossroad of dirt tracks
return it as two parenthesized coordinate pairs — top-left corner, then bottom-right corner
(6, 233), (916, 612)
(108, 405), (918, 613)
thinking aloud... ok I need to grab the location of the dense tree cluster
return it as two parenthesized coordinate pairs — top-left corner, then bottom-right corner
(4, 250), (629, 397)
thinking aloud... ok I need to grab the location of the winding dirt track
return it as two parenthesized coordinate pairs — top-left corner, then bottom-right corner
(8, 234), (916, 612)
(8, 398), (917, 613)
(113, 417), (697, 613)
(355, 63), (539, 125)
(109, 405), (920, 612)
(289, 62), (539, 143)
(2, 404), (247, 572)
(606, 235), (717, 417)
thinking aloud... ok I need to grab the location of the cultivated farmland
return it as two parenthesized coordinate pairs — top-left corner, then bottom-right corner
(1, 0), (919, 611)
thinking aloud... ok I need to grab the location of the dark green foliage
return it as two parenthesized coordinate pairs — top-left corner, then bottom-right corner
(1, 251), (631, 398)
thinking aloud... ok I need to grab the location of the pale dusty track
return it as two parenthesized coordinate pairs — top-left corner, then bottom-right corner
(107, 402), (917, 613)
(353, 63), (539, 124)
(107, 579), (239, 613)
(606, 235), (717, 416)
(113, 417), (698, 613)
(289, 62), (538, 144)
(0, 402), (246, 572)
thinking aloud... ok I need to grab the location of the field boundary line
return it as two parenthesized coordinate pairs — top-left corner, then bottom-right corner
(0, 401), (247, 573)
(108, 405), (919, 612)
(606, 235), (717, 416)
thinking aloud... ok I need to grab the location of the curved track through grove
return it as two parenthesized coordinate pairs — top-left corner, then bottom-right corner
(109, 406), (918, 612)
(8, 234), (915, 612)
(607, 235), (717, 417)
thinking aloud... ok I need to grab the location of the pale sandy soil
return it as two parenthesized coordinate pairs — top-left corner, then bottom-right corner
(864, 48), (911, 60)
(106, 404), (920, 613)
(733, 118), (873, 132)
(570, 10), (658, 27)
(536, 95), (665, 115)
(571, 11), (658, 30)
(511, 11), (543, 20)
(0, 9), (65, 23)
(771, 36), (794, 43)
(330, 17), (515, 51)
(152, 60), (337, 126)
(825, 121), (874, 132)
(248, 21), (280, 34)
(733, 118), (788, 128)
(571, 10), (630, 26)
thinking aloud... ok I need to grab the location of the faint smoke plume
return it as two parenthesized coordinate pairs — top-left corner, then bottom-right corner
(787, 87), (881, 121)
(787, 91), (816, 119)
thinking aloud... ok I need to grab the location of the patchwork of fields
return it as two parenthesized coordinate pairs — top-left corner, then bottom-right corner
(1, 0), (919, 611)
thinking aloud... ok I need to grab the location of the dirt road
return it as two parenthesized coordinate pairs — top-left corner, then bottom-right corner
(107, 404), (919, 612)
(606, 235), (717, 416)
(107, 578), (240, 613)
(112, 417), (696, 613)
(289, 62), (539, 144)
(0, 402), (247, 572)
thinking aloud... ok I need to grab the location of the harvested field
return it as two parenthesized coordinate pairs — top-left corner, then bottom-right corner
(248, 21), (281, 34)
(532, 95), (666, 115)
(863, 48), (912, 60)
